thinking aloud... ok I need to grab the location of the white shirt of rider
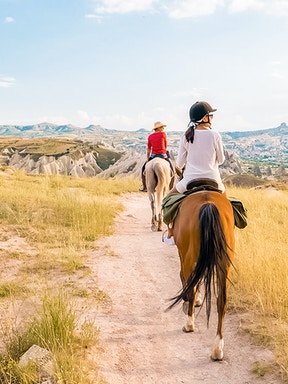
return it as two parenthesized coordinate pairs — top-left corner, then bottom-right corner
(176, 129), (225, 192)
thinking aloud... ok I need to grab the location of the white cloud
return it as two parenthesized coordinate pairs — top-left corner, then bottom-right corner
(265, 0), (288, 16)
(228, 0), (264, 13)
(4, 16), (15, 23)
(0, 75), (16, 87)
(85, 13), (103, 22)
(270, 60), (282, 66)
(89, 0), (288, 17)
(271, 71), (285, 79)
(269, 60), (286, 80)
(91, 0), (225, 18)
(165, 0), (224, 19)
(92, 0), (155, 14)
(228, 0), (288, 16)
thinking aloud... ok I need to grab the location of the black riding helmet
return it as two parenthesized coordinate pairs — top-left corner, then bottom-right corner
(189, 101), (217, 123)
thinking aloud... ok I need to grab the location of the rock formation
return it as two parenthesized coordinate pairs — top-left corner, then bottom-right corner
(96, 151), (146, 178)
(4, 151), (102, 177)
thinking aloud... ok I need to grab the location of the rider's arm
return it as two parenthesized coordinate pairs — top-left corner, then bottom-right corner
(146, 148), (150, 160)
(215, 133), (225, 165)
(147, 135), (152, 160)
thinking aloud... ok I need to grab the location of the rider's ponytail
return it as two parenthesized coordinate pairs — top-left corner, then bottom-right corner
(185, 122), (196, 143)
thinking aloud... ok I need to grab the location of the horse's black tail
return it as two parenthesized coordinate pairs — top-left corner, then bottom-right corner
(168, 203), (232, 326)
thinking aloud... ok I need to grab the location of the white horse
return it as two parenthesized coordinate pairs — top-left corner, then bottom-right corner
(145, 157), (172, 232)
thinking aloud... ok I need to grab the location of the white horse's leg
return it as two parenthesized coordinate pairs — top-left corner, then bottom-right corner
(211, 335), (224, 361)
(146, 158), (171, 232)
(155, 186), (163, 231)
(156, 180), (170, 231)
(149, 192), (157, 231)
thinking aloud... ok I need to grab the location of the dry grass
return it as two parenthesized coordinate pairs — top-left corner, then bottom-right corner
(0, 172), (138, 248)
(0, 172), (138, 383)
(0, 282), (27, 298)
(1, 293), (99, 384)
(1, 172), (288, 381)
(227, 186), (288, 379)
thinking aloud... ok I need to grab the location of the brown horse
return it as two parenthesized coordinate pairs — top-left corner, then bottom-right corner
(145, 157), (172, 231)
(168, 190), (235, 360)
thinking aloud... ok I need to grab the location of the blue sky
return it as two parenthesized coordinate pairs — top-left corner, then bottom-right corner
(0, 0), (287, 132)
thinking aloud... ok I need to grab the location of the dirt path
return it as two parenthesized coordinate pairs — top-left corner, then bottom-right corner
(89, 193), (281, 384)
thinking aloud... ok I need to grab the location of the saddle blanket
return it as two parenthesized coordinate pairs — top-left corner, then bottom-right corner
(162, 192), (247, 229)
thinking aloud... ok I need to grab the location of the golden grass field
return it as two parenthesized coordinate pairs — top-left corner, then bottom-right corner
(228, 186), (288, 380)
(0, 172), (287, 383)
(0, 171), (139, 383)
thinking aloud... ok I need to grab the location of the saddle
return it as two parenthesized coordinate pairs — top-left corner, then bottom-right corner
(185, 178), (222, 195)
(147, 155), (176, 189)
(162, 178), (247, 229)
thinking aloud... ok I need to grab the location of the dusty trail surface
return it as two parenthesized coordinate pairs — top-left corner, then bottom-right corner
(90, 193), (280, 384)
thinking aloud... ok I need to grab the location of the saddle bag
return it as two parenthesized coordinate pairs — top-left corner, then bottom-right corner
(229, 198), (248, 229)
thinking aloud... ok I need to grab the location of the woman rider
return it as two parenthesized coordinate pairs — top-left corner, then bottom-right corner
(163, 101), (226, 244)
(173, 101), (225, 193)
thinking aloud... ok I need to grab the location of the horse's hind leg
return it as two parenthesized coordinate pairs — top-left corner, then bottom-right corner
(195, 282), (202, 307)
(211, 280), (227, 361)
(149, 193), (157, 231)
(182, 291), (196, 333)
(157, 213), (162, 232)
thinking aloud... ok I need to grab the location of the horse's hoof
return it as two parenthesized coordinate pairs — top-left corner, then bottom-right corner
(211, 336), (224, 361)
(210, 355), (223, 362)
(151, 225), (157, 232)
(182, 325), (194, 333)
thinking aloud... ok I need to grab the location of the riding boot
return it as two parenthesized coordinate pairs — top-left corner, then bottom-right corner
(139, 164), (147, 192)
(169, 174), (175, 190)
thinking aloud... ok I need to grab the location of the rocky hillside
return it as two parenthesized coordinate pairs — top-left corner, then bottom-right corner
(0, 122), (287, 167)
(0, 123), (112, 138)
(0, 138), (122, 177)
(222, 122), (288, 166)
(0, 137), (244, 180)
(0, 122), (287, 183)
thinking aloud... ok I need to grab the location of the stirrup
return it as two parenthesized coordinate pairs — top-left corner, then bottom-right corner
(162, 231), (175, 246)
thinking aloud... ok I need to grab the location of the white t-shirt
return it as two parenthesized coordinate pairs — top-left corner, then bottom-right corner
(176, 129), (225, 193)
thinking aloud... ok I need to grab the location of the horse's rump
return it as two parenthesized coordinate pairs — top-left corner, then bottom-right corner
(170, 192), (235, 320)
(173, 191), (235, 253)
(145, 157), (171, 192)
